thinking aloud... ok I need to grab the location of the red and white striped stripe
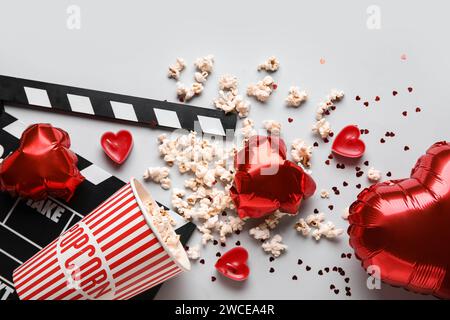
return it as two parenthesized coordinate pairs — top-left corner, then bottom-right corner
(13, 182), (186, 300)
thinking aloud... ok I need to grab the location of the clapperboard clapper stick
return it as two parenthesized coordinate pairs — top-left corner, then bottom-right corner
(0, 110), (196, 300)
(0, 75), (237, 136)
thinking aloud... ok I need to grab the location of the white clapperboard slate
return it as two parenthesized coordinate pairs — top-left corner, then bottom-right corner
(0, 108), (196, 301)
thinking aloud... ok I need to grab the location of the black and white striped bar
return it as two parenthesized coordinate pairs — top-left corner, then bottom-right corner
(0, 75), (237, 136)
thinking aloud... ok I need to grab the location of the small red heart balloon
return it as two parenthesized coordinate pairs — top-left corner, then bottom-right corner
(349, 141), (450, 299)
(101, 130), (133, 164)
(0, 123), (84, 201)
(332, 125), (366, 158)
(215, 247), (250, 281)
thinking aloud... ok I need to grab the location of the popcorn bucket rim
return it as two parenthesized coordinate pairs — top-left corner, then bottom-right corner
(129, 177), (191, 272)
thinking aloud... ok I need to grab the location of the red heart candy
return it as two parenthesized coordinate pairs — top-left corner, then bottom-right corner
(349, 141), (450, 299)
(101, 130), (133, 164)
(215, 247), (250, 281)
(332, 125), (365, 158)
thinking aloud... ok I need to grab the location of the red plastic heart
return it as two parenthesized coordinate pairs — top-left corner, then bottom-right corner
(349, 141), (450, 299)
(215, 247), (250, 281)
(332, 125), (366, 158)
(100, 130), (133, 164)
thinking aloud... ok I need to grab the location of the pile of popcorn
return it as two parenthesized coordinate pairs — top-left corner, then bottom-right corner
(151, 131), (249, 247)
(145, 200), (185, 260)
(294, 212), (344, 241)
(312, 89), (345, 139)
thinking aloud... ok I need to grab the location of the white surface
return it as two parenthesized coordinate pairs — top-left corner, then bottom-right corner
(1, 0), (448, 300)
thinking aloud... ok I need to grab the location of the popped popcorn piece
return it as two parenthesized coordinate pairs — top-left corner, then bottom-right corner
(143, 167), (172, 190)
(305, 212), (325, 227)
(176, 82), (195, 102)
(234, 95), (251, 118)
(263, 120), (281, 136)
(160, 178), (172, 190)
(291, 139), (313, 167)
(195, 54), (215, 73)
(312, 118), (332, 139)
(286, 86), (308, 107)
(194, 71), (209, 83)
(262, 235), (287, 257)
(320, 189), (330, 199)
(294, 218), (311, 236)
(249, 224), (271, 240)
(168, 58), (186, 80)
(201, 232), (215, 245)
(192, 82), (204, 95)
(213, 90), (251, 118)
(143, 166), (170, 182)
(257, 56), (280, 72)
(219, 74), (238, 90)
(247, 76), (275, 102)
(341, 207), (350, 220)
(311, 221), (344, 241)
(367, 167), (382, 182)
(241, 118), (256, 139)
(186, 245), (201, 260)
(213, 90), (239, 113)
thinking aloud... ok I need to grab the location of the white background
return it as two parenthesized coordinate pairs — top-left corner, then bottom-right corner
(1, 0), (448, 299)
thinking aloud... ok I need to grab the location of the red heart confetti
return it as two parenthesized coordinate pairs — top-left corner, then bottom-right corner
(332, 125), (366, 158)
(101, 130), (133, 164)
(215, 247), (250, 281)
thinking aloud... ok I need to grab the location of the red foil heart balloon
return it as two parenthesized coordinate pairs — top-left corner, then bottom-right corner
(332, 125), (365, 158)
(349, 141), (450, 299)
(101, 130), (133, 164)
(215, 247), (250, 281)
(230, 135), (316, 219)
(0, 124), (84, 201)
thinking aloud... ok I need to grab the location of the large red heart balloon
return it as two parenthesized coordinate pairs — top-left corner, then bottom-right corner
(0, 124), (84, 201)
(101, 130), (133, 164)
(215, 247), (250, 281)
(348, 141), (450, 299)
(332, 125), (366, 158)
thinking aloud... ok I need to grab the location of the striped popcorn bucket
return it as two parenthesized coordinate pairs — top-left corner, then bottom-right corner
(12, 178), (191, 300)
